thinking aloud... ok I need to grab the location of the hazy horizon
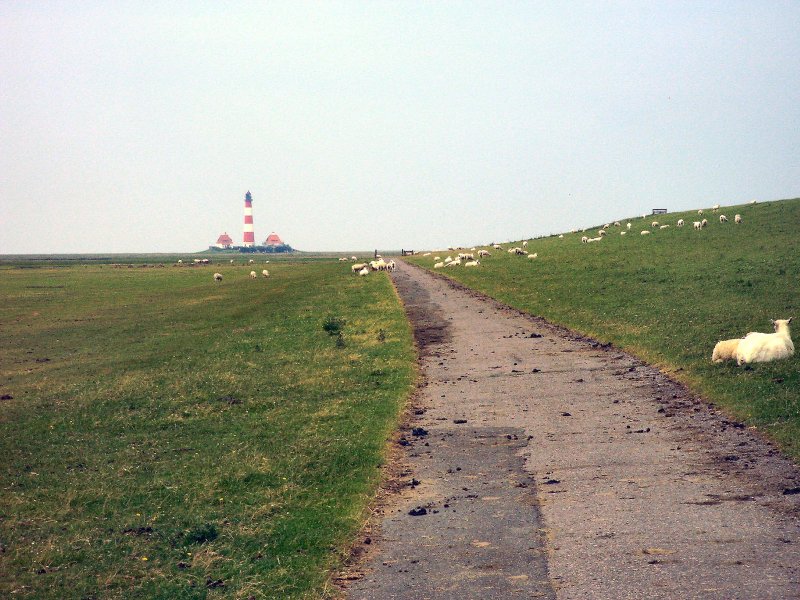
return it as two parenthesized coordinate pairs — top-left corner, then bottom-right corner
(2, 2), (799, 253)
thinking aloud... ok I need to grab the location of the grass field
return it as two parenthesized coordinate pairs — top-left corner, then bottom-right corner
(408, 198), (800, 460)
(0, 260), (416, 598)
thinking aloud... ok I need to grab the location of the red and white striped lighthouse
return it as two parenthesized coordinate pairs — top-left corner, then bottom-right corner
(243, 191), (255, 247)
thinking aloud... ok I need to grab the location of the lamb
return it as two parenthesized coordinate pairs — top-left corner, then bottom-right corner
(735, 214), (742, 224)
(614, 222), (621, 227)
(677, 219), (684, 227)
(620, 231), (627, 236)
(712, 339), (741, 363)
(651, 221), (659, 228)
(464, 260), (480, 267)
(522, 241), (528, 247)
(444, 256), (453, 263)
(693, 221), (702, 230)
(626, 222), (632, 230)
(701, 219), (708, 228)
(358, 267), (369, 276)
(351, 256), (358, 261)
(558, 234), (564, 239)
(660, 224), (670, 229)
(338, 257), (348, 261)
(249, 259), (255, 264)
(213, 272), (223, 282)
(640, 230), (651, 235)
(598, 229), (606, 236)
(433, 262), (445, 269)
(446, 259), (462, 267)
(698, 209), (704, 215)
(736, 318), (794, 365)
(434, 256), (441, 261)
(250, 271), (257, 279)
(262, 269), (270, 278)
(581, 236), (589, 243)
(719, 214), (728, 222)
(586, 236), (603, 242)
(527, 252), (538, 259)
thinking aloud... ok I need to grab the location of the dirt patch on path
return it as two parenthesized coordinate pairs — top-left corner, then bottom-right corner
(344, 260), (800, 599)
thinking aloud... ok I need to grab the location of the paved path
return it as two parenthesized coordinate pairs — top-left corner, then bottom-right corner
(345, 260), (800, 599)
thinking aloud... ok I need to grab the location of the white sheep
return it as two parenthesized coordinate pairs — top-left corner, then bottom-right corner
(693, 221), (702, 230)
(586, 236), (603, 243)
(698, 209), (704, 215)
(677, 219), (684, 227)
(464, 260), (480, 267)
(701, 218), (708, 228)
(735, 214), (742, 224)
(178, 259), (183, 264)
(719, 214), (728, 223)
(230, 259), (234, 264)
(627, 222), (632, 230)
(493, 244), (503, 250)
(262, 269), (270, 278)
(712, 339), (741, 363)
(614, 221), (621, 227)
(598, 229), (606, 236)
(434, 256), (441, 261)
(338, 257), (348, 261)
(352, 263), (368, 273)
(250, 271), (257, 279)
(522, 240), (528, 247)
(660, 224), (670, 229)
(736, 318), (794, 365)
(213, 272), (223, 282)
(527, 253), (538, 259)
(620, 231), (627, 236)
(433, 262), (445, 269)
(423, 252), (431, 256)
(358, 267), (369, 276)
(446, 258), (462, 267)
(581, 236), (589, 243)
(640, 230), (651, 235)
(249, 259), (255, 264)
(444, 256), (453, 263)
(351, 256), (358, 261)
(712, 204), (720, 212)
(558, 234), (564, 239)
(651, 221), (659, 228)
(477, 250), (491, 257)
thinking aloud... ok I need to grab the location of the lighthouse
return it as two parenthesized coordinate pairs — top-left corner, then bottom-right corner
(243, 191), (255, 247)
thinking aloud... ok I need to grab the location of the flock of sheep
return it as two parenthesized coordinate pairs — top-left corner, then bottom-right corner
(413, 200), (794, 366)
(208, 258), (270, 283)
(347, 257), (397, 276)
(580, 204), (745, 243)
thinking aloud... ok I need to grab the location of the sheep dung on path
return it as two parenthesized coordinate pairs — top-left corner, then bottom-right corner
(712, 339), (741, 363)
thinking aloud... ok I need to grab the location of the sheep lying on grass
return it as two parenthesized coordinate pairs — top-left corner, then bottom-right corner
(477, 250), (491, 257)
(736, 318), (794, 365)
(358, 267), (369, 276)
(712, 339), (740, 363)
(640, 230), (651, 236)
(433, 262), (445, 269)
(464, 260), (480, 267)
(527, 253), (538, 259)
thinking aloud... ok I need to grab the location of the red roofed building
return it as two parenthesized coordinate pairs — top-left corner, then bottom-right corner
(216, 232), (233, 248)
(264, 232), (284, 246)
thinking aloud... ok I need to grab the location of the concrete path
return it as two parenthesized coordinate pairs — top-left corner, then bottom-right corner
(345, 260), (800, 600)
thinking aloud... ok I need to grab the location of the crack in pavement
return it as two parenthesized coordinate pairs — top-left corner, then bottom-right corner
(345, 260), (800, 600)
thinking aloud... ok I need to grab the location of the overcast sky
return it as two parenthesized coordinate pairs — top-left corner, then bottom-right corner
(1, 1), (799, 253)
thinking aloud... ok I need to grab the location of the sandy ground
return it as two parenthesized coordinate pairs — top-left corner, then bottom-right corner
(343, 260), (800, 600)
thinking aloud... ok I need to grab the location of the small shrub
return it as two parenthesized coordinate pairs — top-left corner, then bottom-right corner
(322, 315), (346, 336)
(184, 523), (219, 545)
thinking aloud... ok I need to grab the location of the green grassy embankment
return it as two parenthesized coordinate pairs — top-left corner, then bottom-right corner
(408, 198), (800, 461)
(0, 260), (415, 598)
